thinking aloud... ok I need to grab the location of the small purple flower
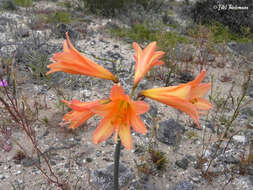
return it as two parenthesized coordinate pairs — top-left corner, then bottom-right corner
(0, 79), (8, 87)
(2, 140), (12, 152)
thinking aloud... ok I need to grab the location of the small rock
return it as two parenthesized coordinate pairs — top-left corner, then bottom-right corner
(139, 176), (157, 190)
(224, 155), (240, 164)
(0, 25), (5, 32)
(106, 51), (123, 61)
(17, 27), (29, 38)
(247, 82), (253, 98)
(248, 121), (253, 128)
(248, 168), (253, 175)
(207, 54), (215, 62)
(228, 42), (253, 61)
(0, 16), (12, 26)
(249, 176), (253, 186)
(0, 174), (5, 180)
(186, 155), (196, 162)
(90, 40), (96, 46)
(64, 163), (70, 169)
(86, 158), (93, 163)
(178, 72), (194, 83)
(189, 173), (202, 184)
(21, 157), (39, 167)
(175, 158), (189, 170)
(148, 105), (158, 118)
(96, 150), (102, 157)
(206, 122), (216, 133)
(134, 144), (145, 155)
(106, 138), (114, 145)
(50, 160), (56, 166)
(173, 181), (195, 190)
(14, 170), (21, 175)
(92, 163), (134, 190)
(241, 107), (253, 118)
(102, 157), (113, 162)
(156, 119), (185, 146)
(232, 135), (246, 144)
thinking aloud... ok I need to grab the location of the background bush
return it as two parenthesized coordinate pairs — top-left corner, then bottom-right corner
(189, 0), (253, 34)
(82, 0), (164, 17)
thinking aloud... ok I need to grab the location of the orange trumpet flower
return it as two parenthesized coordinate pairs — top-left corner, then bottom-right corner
(47, 33), (118, 83)
(61, 84), (149, 150)
(91, 84), (150, 150)
(61, 99), (106, 129)
(133, 42), (165, 87)
(187, 70), (212, 111)
(139, 70), (212, 128)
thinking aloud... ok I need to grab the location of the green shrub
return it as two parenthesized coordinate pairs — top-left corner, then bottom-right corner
(189, 0), (253, 34)
(111, 23), (189, 47)
(208, 22), (253, 43)
(81, 0), (164, 16)
(14, 0), (33, 7)
(48, 11), (71, 24)
(1, 0), (17, 10)
(82, 0), (126, 16)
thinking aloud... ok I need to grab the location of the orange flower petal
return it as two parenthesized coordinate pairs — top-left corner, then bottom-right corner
(140, 85), (191, 100)
(187, 69), (206, 87)
(143, 94), (200, 128)
(132, 42), (142, 68)
(119, 123), (132, 150)
(192, 97), (212, 110)
(149, 51), (165, 66)
(133, 42), (165, 87)
(110, 84), (127, 100)
(62, 99), (105, 111)
(130, 111), (147, 134)
(132, 101), (150, 115)
(91, 101), (117, 117)
(93, 117), (115, 144)
(190, 83), (211, 99)
(63, 110), (94, 129)
(117, 111), (132, 149)
(47, 33), (118, 83)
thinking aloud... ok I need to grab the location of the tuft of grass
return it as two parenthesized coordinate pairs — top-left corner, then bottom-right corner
(28, 13), (50, 30)
(14, 0), (33, 7)
(111, 23), (156, 42)
(48, 10), (72, 24)
(186, 130), (198, 140)
(25, 52), (50, 82)
(149, 148), (167, 171)
(111, 23), (189, 46)
(192, 22), (253, 43)
(13, 150), (26, 164)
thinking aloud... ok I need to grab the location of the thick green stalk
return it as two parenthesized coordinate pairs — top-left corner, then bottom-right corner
(114, 140), (121, 190)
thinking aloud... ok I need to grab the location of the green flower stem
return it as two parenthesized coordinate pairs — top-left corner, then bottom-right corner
(130, 86), (136, 98)
(114, 140), (121, 190)
(113, 84), (136, 189)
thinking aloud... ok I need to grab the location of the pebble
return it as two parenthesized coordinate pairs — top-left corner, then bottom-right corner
(173, 181), (195, 190)
(249, 176), (253, 186)
(232, 135), (246, 144)
(0, 174), (5, 180)
(96, 150), (102, 157)
(175, 158), (189, 170)
(14, 170), (21, 175)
